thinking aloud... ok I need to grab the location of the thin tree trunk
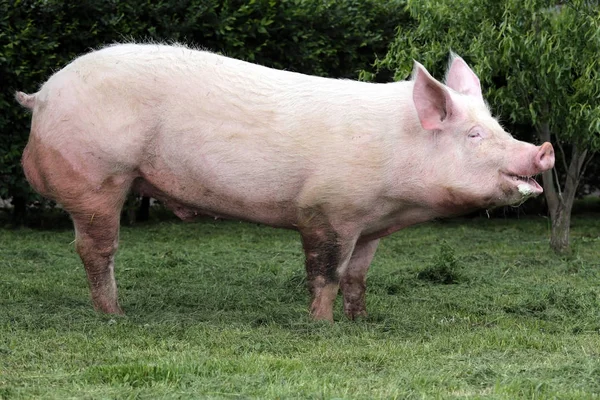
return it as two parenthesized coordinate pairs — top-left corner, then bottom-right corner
(549, 202), (572, 253)
(538, 122), (587, 254)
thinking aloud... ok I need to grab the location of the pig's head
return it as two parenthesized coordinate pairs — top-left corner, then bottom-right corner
(411, 56), (554, 214)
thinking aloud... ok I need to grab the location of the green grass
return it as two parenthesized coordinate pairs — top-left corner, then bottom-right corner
(1, 214), (600, 399)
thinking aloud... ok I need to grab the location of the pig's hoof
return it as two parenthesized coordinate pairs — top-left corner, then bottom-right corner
(93, 301), (124, 315)
(310, 308), (334, 323)
(345, 307), (368, 321)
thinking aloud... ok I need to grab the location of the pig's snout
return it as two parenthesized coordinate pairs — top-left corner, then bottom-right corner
(535, 142), (555, 172)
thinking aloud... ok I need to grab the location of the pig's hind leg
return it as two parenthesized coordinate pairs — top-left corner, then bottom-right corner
(23, 134), (131, 313)
(71, 200), (126, 315)
(66, 178), (130, 314)
(340, 239), (379, 320)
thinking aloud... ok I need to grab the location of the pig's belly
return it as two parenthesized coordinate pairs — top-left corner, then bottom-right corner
(133, 165), (300, 228)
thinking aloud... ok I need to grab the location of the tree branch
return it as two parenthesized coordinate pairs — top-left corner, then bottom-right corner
(537, 122), (561, 217)
(575, 148), (589, 176)
(579, 151), (596, 179)
(555, 139), (570, 177)
(552, 165), (563, 199)
(563, 144), (587, 210)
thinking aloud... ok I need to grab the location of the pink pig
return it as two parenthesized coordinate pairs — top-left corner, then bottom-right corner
(16, 44), (554, 321)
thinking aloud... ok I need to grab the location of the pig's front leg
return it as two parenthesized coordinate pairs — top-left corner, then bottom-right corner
(300, 227), (358, 322)
(340, 239), (379, 320)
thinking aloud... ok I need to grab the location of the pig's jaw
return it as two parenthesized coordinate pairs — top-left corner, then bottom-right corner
(425, 172), (543, 216)
(502, 172), (543, 203)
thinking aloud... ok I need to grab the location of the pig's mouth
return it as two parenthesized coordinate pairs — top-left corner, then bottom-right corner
(503, 173), (543, 197)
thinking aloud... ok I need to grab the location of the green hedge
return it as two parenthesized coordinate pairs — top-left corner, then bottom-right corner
(0, 0), (408, 221)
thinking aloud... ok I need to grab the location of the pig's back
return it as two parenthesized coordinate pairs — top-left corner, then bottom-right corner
(58, 43), (403, 139)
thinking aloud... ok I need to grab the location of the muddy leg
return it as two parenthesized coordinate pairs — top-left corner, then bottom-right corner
(72, 210), (123, 314)
(300, 228), (357, 322)
(340, 239), (379, 320)
(21, 131), (130, 313)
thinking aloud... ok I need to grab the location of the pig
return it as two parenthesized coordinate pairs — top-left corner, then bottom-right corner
(16, 43), (554, 322)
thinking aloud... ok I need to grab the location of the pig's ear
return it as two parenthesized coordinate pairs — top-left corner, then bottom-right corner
(445, 55), (482, 99)
(412, 61), (454, 131)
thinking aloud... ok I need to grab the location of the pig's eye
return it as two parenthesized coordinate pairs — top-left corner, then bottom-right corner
(468, 130), (482, 139)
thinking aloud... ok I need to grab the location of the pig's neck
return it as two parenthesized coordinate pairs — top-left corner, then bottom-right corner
(362, 183), (478, 242)
(359, 205), (441, 242)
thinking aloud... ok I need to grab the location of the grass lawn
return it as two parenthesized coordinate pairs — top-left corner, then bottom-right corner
(1, 213), (599, 399)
